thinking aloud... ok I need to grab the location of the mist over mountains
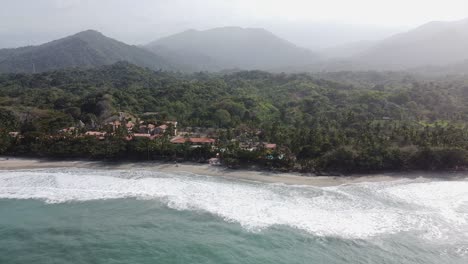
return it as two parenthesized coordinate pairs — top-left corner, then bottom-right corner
(1, 17), (468, 74)
(0, 30), (174, 73)
(353, 17), (468, 70)
(145, 27), (318, 71)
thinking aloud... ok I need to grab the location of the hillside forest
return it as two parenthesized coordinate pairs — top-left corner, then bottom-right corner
(0, 62), (467, 174)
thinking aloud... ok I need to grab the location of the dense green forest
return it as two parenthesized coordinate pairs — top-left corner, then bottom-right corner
(0, 62), (467, 173)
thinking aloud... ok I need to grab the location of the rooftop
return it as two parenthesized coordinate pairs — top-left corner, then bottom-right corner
(171, 137), (216, 144)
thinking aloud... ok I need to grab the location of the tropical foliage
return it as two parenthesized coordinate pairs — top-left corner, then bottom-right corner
(0, 62), (467, 173)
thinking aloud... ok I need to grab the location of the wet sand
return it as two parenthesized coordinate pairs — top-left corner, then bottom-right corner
(0, 157), (465, 186)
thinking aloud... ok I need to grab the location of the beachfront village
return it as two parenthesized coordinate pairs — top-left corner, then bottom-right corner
(4, 112), (290, 170)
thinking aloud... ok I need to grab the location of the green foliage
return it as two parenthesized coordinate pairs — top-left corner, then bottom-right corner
(1, 63), (467, 173)
(0, 130), (12, 154)
(214, 109), (232, 127)
(0, 108), (18, 130)
(409, 147), (468, 170)
(0, 31), (173, 74)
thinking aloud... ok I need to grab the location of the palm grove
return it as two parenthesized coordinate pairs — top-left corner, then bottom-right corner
(0, 62), (467, 173)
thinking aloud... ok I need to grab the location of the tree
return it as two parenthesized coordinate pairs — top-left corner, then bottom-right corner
(0, 109), (18, 130)
(0, 130), (12, 154)
(214, 109), (231, 128)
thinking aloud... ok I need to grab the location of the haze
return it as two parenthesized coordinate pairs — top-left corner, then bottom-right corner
(1, 0), (467, 49)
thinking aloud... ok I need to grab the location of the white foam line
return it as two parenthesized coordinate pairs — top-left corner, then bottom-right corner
(0, 169), (467, 242)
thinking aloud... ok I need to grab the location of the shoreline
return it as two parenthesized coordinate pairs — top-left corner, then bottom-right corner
(1, 157), (467, 187)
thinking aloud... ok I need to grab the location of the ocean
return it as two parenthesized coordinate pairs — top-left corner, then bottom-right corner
(0, 168), (467, 264)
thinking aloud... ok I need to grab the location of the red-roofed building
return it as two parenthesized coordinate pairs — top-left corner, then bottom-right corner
(85, 131), (107, 140)
(85, 131), (107, 136)
(170, 137), (186, 144)
(171, 137), (216, 145)
(108, 121), (122, 132)
(153, 124), (167, 135)
(190, 138), (216, 144)
(126, 133), (162, 141)
(126, 121), (135, 130)
(133, 133), (152, 138)
(264, 143), (277, 150)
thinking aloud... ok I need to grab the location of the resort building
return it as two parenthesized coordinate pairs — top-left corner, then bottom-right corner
(170, 136), (216, 146)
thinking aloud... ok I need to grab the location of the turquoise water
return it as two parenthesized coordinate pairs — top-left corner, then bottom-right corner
(0, 168), (467, 264)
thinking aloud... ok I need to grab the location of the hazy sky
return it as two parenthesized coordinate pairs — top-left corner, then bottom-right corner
(1, 0), (467, 49)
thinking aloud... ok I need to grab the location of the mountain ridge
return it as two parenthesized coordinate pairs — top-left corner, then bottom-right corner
(145, 26), (319, 71)
(0, 30), (174, 73)
(352, 17), (468, 70)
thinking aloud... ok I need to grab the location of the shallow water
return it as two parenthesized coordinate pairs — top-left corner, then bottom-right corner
(0, 168), (467, 264)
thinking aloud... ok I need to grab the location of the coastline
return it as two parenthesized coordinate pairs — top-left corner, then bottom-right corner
(0, 157), (466, 187)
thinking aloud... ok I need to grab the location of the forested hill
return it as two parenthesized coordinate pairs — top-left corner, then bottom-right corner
(0, 30), (174, 74)
(353, 18), (468, 70)
(0, 63), (467, 172)
(145, 27), (318, 71)
(1, 62), (465, 124)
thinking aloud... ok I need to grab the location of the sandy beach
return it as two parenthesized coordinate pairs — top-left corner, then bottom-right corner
(0, 157), (465, 186)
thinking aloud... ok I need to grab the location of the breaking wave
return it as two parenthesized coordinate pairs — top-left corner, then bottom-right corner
(0, 168), (467, 242)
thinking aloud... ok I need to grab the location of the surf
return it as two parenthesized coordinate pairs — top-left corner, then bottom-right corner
(0, 168), (467, 243)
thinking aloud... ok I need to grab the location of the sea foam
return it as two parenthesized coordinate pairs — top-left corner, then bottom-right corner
(0, 168), (467, 241)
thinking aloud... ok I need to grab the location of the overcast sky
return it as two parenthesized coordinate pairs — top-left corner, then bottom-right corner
(1, 0), (467, 49)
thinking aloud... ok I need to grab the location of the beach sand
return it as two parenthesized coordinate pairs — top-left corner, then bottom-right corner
(0, 157), (462, 187)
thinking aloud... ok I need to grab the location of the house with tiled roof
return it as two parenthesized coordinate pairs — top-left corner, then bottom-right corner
(126, 121), (135, 131)
(126, 133), (162, 141)
(170, 136), (216, 145)
(264, 143), (277, 150)
(107, 120), (121, 132)
(85, 131), (107, 140)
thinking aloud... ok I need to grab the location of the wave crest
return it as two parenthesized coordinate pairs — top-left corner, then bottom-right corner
(1, 168), (467, 241)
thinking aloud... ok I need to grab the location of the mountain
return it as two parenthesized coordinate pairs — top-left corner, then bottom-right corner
(145, 27), (318, 71)
(147, 44), (221, 72)
(0, 30), (174, 73)
(353, 18), (468, 70)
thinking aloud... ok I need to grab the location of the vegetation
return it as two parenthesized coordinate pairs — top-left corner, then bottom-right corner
(0, 30), (173, 74)
(145, 27), (318, 71)
(0, 62), (467, 174)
